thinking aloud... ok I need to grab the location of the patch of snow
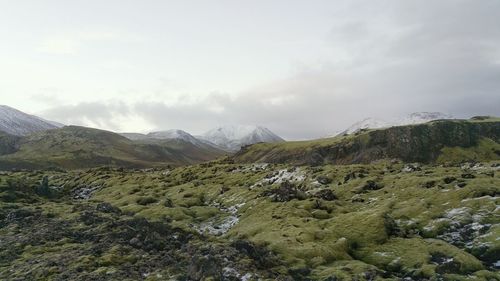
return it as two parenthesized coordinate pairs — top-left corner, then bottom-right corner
(461, 196), (499, 202)
(252, 168), (306, 187)
(0, 105), (61, 136)
(196, 203), (245, 236)
(148, 129), (201, 145)
(222, 267), (254, 281)
(72, 185), (102, 200)
(396, 112), (453, 126)
(374, 252), (392, 257)
(231, 163), (269, 173)
(241, 273), (253, 281)
(445, 207), (471, 219)
(339, 118), (391, 135)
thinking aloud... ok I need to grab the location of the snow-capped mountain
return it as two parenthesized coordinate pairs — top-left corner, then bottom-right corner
(148, 129), (203, 146)
(121, 129), (224, 151)
(119, 133), (150, 141)
(336, 112), (454, 136)
(339, 118), (392, 136)
(200, 125), (284, 151)
(0, 105), (63, 136)
(396, 112), (453, 125)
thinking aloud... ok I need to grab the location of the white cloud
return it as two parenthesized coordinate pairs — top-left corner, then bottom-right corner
(36, 30), (137, 55)
(38, 38), (79, 54)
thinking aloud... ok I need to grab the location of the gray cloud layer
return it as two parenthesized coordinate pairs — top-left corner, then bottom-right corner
(41, 0), (500, 140)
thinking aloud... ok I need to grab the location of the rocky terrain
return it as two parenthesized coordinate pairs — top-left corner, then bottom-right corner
(0, 159), (499, 280)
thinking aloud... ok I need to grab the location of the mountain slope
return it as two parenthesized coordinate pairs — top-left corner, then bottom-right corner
(0, 105), (62, 136)
(119, 132), (150, 141)
(122, 129), (226, 152)
(339, 118), (392, 135)
(336, 112), (454, 136)
(233, 117), (500, 165)
(0, 126), (226, 169)
(201, 125), (284, 151)
(148, 129), (210, 147)
(397, 112), (453, 125)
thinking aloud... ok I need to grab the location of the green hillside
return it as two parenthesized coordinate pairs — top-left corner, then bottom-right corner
(0, 126), (226, 169)
(233, 118), (500, 165)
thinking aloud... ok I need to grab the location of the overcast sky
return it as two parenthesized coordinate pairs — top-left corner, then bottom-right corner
(0, 0), (499, 140)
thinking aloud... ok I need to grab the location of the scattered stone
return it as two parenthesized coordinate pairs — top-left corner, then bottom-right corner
(430, 253), (461, 274)
(359, 180), (384, 192)
(461, 173), (476, 179)
(402, 164), (421, 172)
(422, 180), (436, 188)
(344, 172), (356, 183)
(72, 185), (101, 200)
(316, 175), (333, 185)
(220, 186), (230, 194)
(261, 181), (308, 202)
(163, 198), (174, 207)
(254, 168), (306, 187)
(196, 203), (245, 236)
(96, 202), (121, 213)
(443, 177), (456, 184)
(313, 189), (337, 201)
(351, 195), (365, 203)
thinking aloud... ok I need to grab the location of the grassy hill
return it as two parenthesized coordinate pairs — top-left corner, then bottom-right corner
(0, 126), (226, 170)
(233, 118), (500, 165)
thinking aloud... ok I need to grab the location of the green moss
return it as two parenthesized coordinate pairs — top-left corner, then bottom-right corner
(1, 161), (498, 280)
(438, 138), (500, 163)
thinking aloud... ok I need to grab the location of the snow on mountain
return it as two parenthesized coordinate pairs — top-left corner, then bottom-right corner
(119, 133), (150, 141)
(339, 118), (392, 135)
(396, 112), (454, 125)
(200, 125), (284, 151)
(148, 129), (202, 146)
(120, 129), (223, 151)
(336, 112), (454, 136)
(0, 105), (63, 136)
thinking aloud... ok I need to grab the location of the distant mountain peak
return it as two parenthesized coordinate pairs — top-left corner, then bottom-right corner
(340, 118), (391, 135)
(397, 112), (454, 125)
(0, 105), (63, 136)
(335, 112), (454, 136)
(148, 129), (201, 145)
(201, 125), (284, 151)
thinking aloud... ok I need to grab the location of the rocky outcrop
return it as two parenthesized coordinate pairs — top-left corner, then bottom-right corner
(233, 120), (500, 165)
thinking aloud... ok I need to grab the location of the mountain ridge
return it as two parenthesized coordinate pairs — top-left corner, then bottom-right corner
(334, 112), (454, 136)
(0, 105), (63, 136)
(233, 117), (500, 165)
(0, 126), (226, 169)
(200, 125), (285, 152)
